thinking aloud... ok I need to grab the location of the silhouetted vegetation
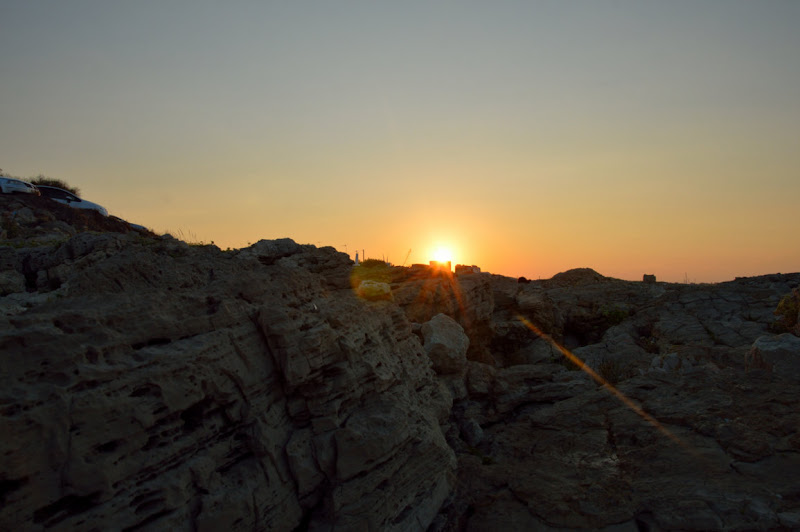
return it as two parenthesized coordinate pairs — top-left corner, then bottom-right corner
(351, 259), (392, 286)
(771, 288), (799, 334)
(30, 175), (81, 196)
(360, 258), (388, 268)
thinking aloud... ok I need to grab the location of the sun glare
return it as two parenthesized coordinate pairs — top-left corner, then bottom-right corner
(433, 247), (453, 264)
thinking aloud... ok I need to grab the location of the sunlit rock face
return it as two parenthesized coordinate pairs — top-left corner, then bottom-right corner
(392, 268), (496, 364)
(0, 234), (454, 531)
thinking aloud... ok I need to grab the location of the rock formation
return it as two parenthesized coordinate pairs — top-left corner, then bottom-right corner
(0, 221), (453, 530)
(2, 193), (800, 530)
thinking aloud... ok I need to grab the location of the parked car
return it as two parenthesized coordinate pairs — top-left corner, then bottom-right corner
(37, 185), (109, 216)
(110, 215), (148, 232)
(0, 177), (40, 196)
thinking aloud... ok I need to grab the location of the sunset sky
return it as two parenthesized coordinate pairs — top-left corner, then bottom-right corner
(2, 1), (798, 282)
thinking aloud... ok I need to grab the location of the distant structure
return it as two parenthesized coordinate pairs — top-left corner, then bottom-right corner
(455, 264), (481, 275)
(430, 260), (451, 272)
(355, 251), (359, 265)
(643, 274), (656, 283)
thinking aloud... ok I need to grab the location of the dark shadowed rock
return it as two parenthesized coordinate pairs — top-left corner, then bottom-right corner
(3, 202), (800, 531)
(747, 333), (800, 378)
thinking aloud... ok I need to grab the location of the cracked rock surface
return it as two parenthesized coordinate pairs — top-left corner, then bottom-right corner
(3, 194), (800, 531)
(1, 233), (453, 531)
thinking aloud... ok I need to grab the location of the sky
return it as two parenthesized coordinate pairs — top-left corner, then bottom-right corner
(1, 1), (798, 283)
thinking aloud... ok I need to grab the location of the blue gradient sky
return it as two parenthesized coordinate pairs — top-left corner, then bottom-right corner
(2, 1), (798, 281)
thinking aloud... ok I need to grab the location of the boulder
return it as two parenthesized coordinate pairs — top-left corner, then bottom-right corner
(236, 237), (301, 264)
(422, 313), (470, 375)
(746, 334), (800, 379)
(0, 270), (25, 295)
(356, 280), (393, 301)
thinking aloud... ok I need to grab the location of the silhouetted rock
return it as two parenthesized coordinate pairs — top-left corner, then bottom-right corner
(547, 267), (607, 287)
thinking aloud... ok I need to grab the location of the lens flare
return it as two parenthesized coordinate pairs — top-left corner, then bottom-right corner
(517, 315), (698, 456)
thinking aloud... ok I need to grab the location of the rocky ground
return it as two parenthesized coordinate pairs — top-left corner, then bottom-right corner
(2, 193), (799, 531)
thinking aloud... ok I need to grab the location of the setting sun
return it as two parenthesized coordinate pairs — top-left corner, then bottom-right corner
(433, 247), (453, 264)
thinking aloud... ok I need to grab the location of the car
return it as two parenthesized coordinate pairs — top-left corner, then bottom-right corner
(0, 177), (41, 196)
(37, 185), (109, 216)
(110, 215), (149, 232)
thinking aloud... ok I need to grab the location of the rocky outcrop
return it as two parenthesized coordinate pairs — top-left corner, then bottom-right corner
(421, 314), (469, 375)
(3, 196), (800, 531)
(392, 268), (495, 364)
(0, 234), (454, 531)
(434, 274), (800, 531)
(445, 365), (800, 531)
(747, 333), (800, 379)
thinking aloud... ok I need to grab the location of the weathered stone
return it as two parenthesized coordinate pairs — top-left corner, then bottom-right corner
(0, 270), (25, 295)
(422, 313), (470, 375)
(4, 193), (800, 532)
(466, 361), (496, 397)
(0, 234), (452, 531)
(746, 333), (800, 379)
(355, 279), (393, 301)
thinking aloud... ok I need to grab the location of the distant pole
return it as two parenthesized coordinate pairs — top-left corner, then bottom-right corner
(355, 251), (359, 265)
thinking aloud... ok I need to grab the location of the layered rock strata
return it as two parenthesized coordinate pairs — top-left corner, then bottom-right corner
(2, 202), (800, 531)
(1, 235), (454, 531)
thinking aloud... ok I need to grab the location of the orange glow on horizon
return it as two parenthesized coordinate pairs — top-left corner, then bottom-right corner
(432, 247), (453, 264)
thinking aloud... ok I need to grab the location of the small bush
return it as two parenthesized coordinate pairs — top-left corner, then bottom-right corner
(596, 358), (633, 385)
(360, 258), (387, 268)
(771, 289), (800, 335)
(600, 305), (628, 326)
(351, 259), (392, 285)
(30, 175), (81, 196)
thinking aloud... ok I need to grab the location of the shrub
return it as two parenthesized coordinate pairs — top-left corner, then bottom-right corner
(597, 358), (633, 385)
(360, 258), (387, 268)
(351, 259), (392, 285)
(29, 175), (81, 196)
(600, 305), (628, 326)
(771, 289), (800, 335)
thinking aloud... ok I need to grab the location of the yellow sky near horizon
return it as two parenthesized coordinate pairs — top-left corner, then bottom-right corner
(1, 2), (798, 283)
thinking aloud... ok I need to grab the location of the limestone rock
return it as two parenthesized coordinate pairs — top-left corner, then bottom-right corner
(466, 361), (496, 397)
(392, 270), (495, 363)
(356, 279), (393, 301)
(236, 237), (301, 264)
(3, 199), (800, 532)
(747, 333), (800, 379)
(422, 314), (470, 375)
(0, 234), (453, 531)
(0, 270), (25, 295)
